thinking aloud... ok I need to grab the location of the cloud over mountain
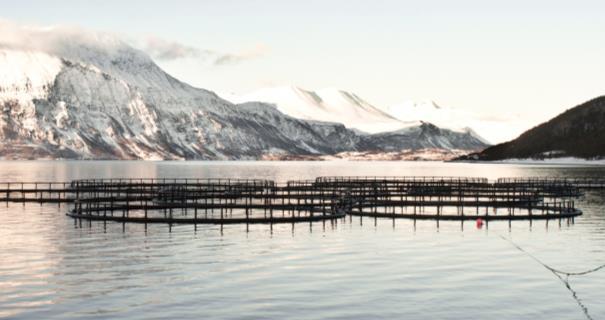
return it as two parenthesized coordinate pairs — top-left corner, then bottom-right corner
(0, 19), (266, 67)
(142, 36), (267, 66)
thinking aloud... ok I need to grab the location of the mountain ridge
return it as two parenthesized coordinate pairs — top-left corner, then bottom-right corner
(231, 85), (415, 134)
(0, 23), (489, 160)
(233, 86), (490, 145)
(456, 96), (605, 161)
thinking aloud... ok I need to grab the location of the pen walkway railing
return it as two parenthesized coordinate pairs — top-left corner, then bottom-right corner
(1, 176), (595, 224)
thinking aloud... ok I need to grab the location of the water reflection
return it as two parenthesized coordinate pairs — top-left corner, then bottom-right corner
(500, 234), (605, 320)
(0, 161), (604, 320)
(2, 160), (605, 182)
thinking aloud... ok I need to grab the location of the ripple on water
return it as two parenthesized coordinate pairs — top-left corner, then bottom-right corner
(1, 162), (605, 320)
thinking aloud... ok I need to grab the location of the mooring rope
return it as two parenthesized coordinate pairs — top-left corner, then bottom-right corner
(499, 235), (605, 320)
(499, 235), (605, 276)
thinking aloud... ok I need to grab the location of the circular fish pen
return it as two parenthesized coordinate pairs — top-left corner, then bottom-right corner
(315, 176), (582, 220)
(63, 176), (584, 225)
(67, 179), (347, 224)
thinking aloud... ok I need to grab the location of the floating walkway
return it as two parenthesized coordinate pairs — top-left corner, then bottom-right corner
(0, 182), (72, 203)
(497, 177), (605, 190)
(0, 176), (598, 224)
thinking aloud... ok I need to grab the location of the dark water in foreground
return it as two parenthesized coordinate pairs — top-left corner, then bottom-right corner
(0, 161), (604, 320)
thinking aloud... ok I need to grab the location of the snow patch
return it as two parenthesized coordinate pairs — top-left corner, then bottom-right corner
(0, 49), (63, 103)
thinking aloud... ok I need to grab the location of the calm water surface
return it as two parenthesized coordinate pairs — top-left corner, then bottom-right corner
(0, 161), (604, 320)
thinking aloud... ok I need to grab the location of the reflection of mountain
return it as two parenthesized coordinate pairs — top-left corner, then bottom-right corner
(458, 97), (605, 160)
(0, 202), (61, 318)
(0, 24), (488, 160)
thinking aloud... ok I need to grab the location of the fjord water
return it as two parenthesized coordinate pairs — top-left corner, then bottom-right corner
(0, 161), (604, 320)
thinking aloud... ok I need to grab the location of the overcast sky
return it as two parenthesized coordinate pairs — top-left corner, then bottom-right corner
(2, 0), (604, 142)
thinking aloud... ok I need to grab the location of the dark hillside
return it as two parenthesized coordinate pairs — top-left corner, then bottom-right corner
(458, 96), (605, 160)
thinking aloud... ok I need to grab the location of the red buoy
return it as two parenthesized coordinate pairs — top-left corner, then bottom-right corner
(476, 218), (484, 228)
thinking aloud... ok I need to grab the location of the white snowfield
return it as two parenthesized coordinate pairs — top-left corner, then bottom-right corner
(232, 86), (419, 134)
(0, 50), (62, 104)
(0, 22), (489, 160)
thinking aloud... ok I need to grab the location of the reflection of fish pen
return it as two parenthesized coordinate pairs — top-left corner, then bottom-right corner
(67, 179), (346, 224)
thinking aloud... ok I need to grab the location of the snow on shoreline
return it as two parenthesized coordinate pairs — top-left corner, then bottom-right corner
(466, 157), (605, 166)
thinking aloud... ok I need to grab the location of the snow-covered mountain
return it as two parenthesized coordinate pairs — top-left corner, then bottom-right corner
(386, 100), (450, 126)
(385, 100), (491, 144)
(0, 22), (489, 160)
(232, 86), (415, 133)
(233, 87), (491, 145)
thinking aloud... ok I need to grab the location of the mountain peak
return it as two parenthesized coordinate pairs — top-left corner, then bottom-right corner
(0, 19), (181, 95)
(0, 20), (153, 67)
(232, 85), (407, 133)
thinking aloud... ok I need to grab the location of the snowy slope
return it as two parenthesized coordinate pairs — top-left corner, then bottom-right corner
(386, 100), (452, 127)
(359, 122), (488, 151)
(385, 100), (540, 144)
(233, 87), (493, 145)
(0, 45), (357, 159)
(0, 22), (489, 160)
(385, 100), (491, 144)
(232, 86), (417, 133)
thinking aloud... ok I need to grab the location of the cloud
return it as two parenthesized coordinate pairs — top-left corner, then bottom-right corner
(0, 19), (143, 63)
(142, 36), (267, 66)
(143, 36), (207, 60)
(0, 19), (266, 67)
(213, 44), (268, 66)
(0, 19), (74, 52)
